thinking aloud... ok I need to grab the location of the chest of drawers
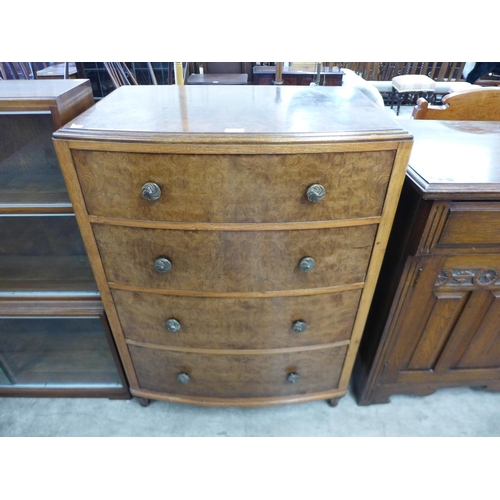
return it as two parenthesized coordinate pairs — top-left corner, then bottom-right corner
(353, 120), (500, 405)
(54, 85), (412, 407)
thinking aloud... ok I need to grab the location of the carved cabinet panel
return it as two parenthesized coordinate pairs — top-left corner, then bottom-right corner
(380, 256), (500, 387)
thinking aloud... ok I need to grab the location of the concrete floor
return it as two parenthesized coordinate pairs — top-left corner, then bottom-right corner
(2, 105), (499, 438)
(1, 384), (499, 437)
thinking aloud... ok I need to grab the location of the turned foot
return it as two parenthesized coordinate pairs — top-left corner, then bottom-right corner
(327, 397), (340, 407)
(138, 397), (151, 407)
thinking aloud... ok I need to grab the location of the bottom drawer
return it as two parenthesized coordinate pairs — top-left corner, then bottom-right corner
(128, 344), (348, 399)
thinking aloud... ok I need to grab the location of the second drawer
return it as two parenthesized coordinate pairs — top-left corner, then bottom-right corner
(113, 288), (362, 349)
(93, 224), (377, 293)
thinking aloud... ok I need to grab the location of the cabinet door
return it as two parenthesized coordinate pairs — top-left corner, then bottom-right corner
(382, 255), (500, 386)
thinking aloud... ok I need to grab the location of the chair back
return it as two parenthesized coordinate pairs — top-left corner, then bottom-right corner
(412, 87), (500, 120)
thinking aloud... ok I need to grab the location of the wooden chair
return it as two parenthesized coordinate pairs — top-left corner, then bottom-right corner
(412, 87), (500, 120)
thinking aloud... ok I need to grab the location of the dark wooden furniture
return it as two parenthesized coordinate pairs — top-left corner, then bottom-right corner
(253, 65), (343, 86)
(54, 85), (412, 407)
(412, 88), (500, 120)
(353, 119), (500, 405)
(0, 80), (129, 398)
(187, 74), (248, 85)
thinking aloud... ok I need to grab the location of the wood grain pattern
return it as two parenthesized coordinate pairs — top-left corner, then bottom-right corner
(112, 288), (362, 349)
(128, 343), (348, 398)
(438, 202), (500, 246)
(72, 149), (395, 223)
(93, 224), (377, 293)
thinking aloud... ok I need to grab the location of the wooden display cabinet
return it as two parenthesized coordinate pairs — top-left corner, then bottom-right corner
(353, 119), (500, 405)
(0, 80), (129, 398)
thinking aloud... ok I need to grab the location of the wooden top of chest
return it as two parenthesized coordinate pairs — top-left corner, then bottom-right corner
(53, 85), (411, 145)
(401, 119), (500, 200)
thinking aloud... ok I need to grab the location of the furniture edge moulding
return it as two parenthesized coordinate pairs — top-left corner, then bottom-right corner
(52, 132), (412, 152)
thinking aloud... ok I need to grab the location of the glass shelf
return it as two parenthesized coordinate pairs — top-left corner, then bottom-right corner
(0, 113), (71, 211)
(0, 214), (98, 295)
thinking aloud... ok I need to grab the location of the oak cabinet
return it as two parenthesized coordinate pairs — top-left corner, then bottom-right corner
(54, 85), (412, 407)
(353, 120), (500, 404)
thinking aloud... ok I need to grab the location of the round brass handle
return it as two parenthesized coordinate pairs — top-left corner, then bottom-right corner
(177, 372), (190, 384)
(154, 257), (172, 273)
(142, 182), (161, 201)
(287, 372), (300, 384)
(306, 184), (326, 203)
(299, 257), (316, 273)
(292, 320), (307, 333)
(165, 318), (181, 332)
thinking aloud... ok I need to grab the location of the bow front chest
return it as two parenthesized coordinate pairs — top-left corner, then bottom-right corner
(54, 85), (412, 407)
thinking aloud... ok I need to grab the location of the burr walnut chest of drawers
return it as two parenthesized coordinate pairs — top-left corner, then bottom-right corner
(53, 85), (412, 407)
(353, 120), (500, 405)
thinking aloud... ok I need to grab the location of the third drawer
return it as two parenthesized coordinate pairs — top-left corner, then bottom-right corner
(113, 288), (362, 349)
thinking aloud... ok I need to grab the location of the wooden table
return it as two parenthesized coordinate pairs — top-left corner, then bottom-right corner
(353, 119), (500, 405)
(36, 63), (78, 79)
(187, 73), (248, 85)
(253, 65), (344, 86)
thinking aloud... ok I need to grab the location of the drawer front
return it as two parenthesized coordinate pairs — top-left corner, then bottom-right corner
(113, 289), (361, 349)
(128, 344), (348, 398)
(73, 150), (395, 223)
(94, 224), (377, 292)
(438, 202), (500, 247)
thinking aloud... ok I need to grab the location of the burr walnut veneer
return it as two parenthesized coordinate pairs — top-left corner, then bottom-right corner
(54, 85), (412, 407)
(353, 120), (500, 405)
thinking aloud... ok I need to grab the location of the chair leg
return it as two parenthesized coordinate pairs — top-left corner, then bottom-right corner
(396, 93), (403, 116)
(390, 88), (396, 109)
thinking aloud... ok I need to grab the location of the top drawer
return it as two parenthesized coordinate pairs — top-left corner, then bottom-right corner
(437, 202), (500, 248)
(72, 150), (395, 223)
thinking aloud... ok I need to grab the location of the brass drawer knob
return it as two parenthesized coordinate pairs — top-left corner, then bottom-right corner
(299, 257), (316, 272)
(292, 320), (307, 333)
(287, 372), (300, 384)
(165, 318), (181, 332)
(306, 184), (326, 203)
(177, 372), (190, 384)
(154, 257), (172, 273)
(142, 182), (161, 201)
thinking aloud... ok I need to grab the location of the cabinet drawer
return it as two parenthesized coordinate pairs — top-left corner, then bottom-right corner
(438, 203), (500, 247)
(73, 150), (395, 223)
(94, 224), (377, 292)
(128, 344), (348, 398)
(113, 289), (361, 349)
